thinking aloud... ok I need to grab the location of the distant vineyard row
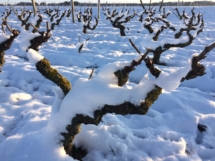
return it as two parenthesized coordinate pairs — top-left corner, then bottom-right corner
(1, 1), (215, 7)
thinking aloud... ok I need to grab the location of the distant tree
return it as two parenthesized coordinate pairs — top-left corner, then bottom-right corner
(58, 1), (70, 6)
(74, 1), (80, 5)
(64, 1), (70, 5)
(17, 2), (39, 6)
(55, 1), (80, 6)
(40, 2), (47, 6)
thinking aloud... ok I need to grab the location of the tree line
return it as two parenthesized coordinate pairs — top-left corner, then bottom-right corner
(1, 1), (215, 6)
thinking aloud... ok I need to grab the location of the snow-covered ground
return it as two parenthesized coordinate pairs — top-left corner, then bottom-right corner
(0, 5), (215, 161)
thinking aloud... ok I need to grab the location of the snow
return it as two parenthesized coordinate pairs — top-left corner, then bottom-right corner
(153, 55), (193, 91)
(27, 48), (44, 64)
(0, 5), (215, 161)
(0, 33), (10, 44)
(75, 38), (89, 51)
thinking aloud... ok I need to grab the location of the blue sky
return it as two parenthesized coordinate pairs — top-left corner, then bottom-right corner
(1, 0), (203, 5)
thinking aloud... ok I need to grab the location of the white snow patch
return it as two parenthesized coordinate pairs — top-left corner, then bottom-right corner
(27, 49), (44, 64)
(0, 34), (10, 44)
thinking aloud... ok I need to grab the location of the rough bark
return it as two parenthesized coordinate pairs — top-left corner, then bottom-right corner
(51, 13), (65, 30)
(181, 42), (215, 81)
(0, 29), (20, 69)
(104, 9), (135, 36)
(36, 58), (71, 95)
(119, 25), (126, 36)
(83, 17), (98, 34)
(152, 47), (163, 65)
(117, 39), (148, 81)
(50, 13), (57, 22)
(28, 32), (51, 51)
(0, 52), (5, 68)
(0, 29), (20, 53)
(51, 23), (56, 30)
(83, 27), (87, 34)
(66, 9), (71, 18)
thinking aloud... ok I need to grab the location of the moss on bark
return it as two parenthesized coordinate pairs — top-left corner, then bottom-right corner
(36, 58), (71, 95)
(114, 69), (129, 86)
(0, 51), (5, 68)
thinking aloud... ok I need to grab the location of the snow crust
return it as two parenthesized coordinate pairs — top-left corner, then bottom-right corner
(27, 48), (44, 64)
(153, 56), (192, 91)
